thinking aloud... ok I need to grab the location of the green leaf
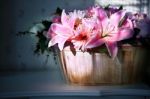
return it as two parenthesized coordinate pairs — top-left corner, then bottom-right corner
(16, 31), (34, 36)
(104, 4), (110, 10)
(42, 20), (52, 31)
(55, 7), (62, 15)
(119, 5), (123, 10)
(98, 45), (108, 53)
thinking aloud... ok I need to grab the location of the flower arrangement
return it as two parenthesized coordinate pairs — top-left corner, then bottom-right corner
(47, 5), (150, 58)
(18, 5), (150, 59)
(17, 5), (150, 85)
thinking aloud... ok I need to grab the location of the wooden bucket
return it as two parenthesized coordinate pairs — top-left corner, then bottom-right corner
(60, 46), (149, 85)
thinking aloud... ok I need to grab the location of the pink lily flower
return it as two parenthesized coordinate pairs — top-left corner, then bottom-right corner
(71, 18), (97, 51)
(48, 10), (81, 50)
(48, 9), (86, 50)
(86, 9), (134, 58)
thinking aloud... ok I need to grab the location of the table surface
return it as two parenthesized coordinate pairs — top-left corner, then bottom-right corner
(0, 70), (150, 98)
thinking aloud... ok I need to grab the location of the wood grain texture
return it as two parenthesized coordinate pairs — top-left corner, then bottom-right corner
(60, 46), (149, 85)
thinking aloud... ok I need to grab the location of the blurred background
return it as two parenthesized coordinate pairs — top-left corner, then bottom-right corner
(0, 0), (150, 71)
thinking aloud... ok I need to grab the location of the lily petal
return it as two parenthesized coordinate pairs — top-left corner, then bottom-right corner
(58, 38), (67, 50)
(72, 41), (83, 50)
(51, 23), (73, 37)
(82, 18), (96, 30)
(48, 35), (68, 50)
(86, 35), (104, 48)
(110, 10), (126, 27)
(61, 10), (76, 29)
(47, 28), (56, 39)
(105, 42), (118, 59)
(117, 28), (133, 41)
(61, 10), (68, 26)
(48, 35), (59, 47)
(98, 8), (108, 20)
(105, 28), (133, 42)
